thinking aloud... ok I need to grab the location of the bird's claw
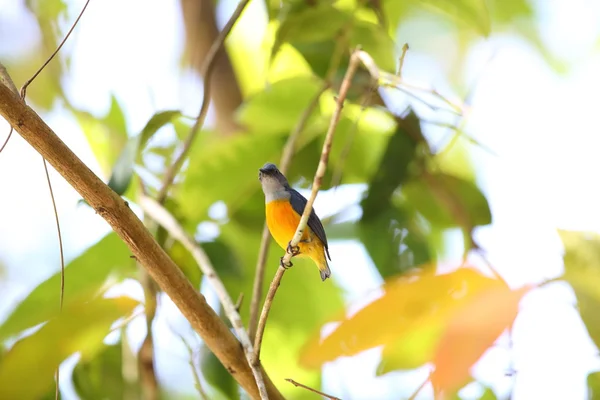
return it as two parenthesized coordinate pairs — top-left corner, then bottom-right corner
(280, 257), (293, 269)
(286, 242), (301, 257)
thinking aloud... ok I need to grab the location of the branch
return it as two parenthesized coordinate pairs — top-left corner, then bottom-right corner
(180, 0), (244, 134)
(285, 378), (341, 400)
(157, 0), (251, 202)
(252, 48), (362, 364)
(248, 82), (330, 340)
(0, 82), (282, 400)
(138, 194), (269, 399)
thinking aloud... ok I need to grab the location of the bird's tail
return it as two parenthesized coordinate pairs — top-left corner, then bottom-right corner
(319, 258), (331, 281)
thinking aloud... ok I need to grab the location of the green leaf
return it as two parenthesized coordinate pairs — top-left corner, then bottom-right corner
(403, 172), (492, 229)
(179, 131), (288, 223)
(358, 111), (431, 277)
(107, 136), (139, 196)
(72, 342), (139, 400)
(0, 233), (134, 340)
(71, 107), (129, 177)
(103, 95), (129, 141)
(478, 386), (498, 400)
(0, 297), (138, 400)
(236, 76), (323, 134)
(360, 111), (421, 221)
(273, 5), (351, 56)
(411, 0), (491, 36)
(587, 371), (600, 399)
(558, 230), (600, 349)
(139, 110), (182, 149)
(107, 110), (181, 196)
(203, 240), (244, 279)
(168, 241), (203, 289)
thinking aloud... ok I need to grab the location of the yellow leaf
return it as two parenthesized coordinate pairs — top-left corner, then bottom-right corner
(431, 285), (531, 394)
(0, 296), (138, 400)
(300, 265), (506, 370)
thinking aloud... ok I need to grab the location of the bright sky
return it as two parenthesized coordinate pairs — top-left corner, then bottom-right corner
(1, 0), (600, 399)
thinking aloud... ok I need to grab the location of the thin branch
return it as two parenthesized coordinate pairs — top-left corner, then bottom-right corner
(285, 378), (341, 400)
(0, 82), (283, 400)
(156, 0), (251, 203)
(138, 270), (159, 400)
(20, 0), (92, 98)
(178, 334), (210, 400)
(252, 48), (362, 364)
(138, 194), (269, 399)
(408, 375), (430, 400)
(396, 43), (409, 77)
(248, 82), (330, 340)
(7, 3), (91, 396)
(355, 51), (465, 115)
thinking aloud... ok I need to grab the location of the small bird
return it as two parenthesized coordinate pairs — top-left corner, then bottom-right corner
(258, 163), (332, 281)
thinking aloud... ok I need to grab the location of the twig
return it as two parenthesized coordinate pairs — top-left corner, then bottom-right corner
(408, 374), (430, 400)
(285, 378), (341, 400)
(139, 270), (159, 400)
(178, 334), (210, 400)
(138, 194), (269, 399)
(6, 3), (91, 397)
(0, 82), (283, 400)
(156, 0), (251, 203)
(396, 43), (409, 77)
(235, 292), (245, 312)
(355, 51), (465, 115)
(248, 82), (330, 340)
(252, 48), (362, 364)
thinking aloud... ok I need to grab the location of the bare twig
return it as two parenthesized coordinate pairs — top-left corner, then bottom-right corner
(408, 375), (430, 400)
(252, 48), (362, 364)
(179, 334), (210, 400)
(0, 82), (283, 400)
(156, 0), (251, 203)
(21, 0), (92, 98)
(139, 270), (159, 400)
(4, 3), (92, 398)
(396, 43), (409, 77)
(356, 51), (465, 115)
(138, 194), (269, 399)
(248, 82), (330, 340)
(285, 378), (341, 400)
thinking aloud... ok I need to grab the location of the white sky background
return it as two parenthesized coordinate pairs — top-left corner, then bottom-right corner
(1, 0), (600, 399)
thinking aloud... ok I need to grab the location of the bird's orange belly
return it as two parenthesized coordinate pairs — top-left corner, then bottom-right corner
(265, 200), (312, 253)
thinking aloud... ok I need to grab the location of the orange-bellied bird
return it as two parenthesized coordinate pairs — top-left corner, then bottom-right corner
(258, 163), (332, 281)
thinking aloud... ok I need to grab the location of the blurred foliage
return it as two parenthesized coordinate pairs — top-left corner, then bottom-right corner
(0, 0), (585, 399)
(300, 265), (530, 396)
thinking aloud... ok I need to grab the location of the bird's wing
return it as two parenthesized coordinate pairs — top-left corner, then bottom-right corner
(288, 188), (331, 260)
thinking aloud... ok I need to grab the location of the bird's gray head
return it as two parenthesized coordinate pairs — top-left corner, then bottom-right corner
(258, 163), (290, 201)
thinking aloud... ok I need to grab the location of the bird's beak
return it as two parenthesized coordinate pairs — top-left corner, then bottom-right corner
(259, 167), (267, 173)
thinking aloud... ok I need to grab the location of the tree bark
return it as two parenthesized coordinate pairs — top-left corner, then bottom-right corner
(0, 83), (283, 400)
(180, 0), (243, 134)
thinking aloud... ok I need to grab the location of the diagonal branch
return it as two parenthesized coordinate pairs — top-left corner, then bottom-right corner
(248, 82), (330, 340)
(252, 48), (363, 364)
(157, 0), (251, 203)
(138, 194), (269, 399)
(0, 81), (282, 400)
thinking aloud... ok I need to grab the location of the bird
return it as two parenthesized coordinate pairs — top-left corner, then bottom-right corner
(258, 162), (332, 281)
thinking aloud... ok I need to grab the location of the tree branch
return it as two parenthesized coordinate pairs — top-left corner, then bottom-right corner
(138, 194), (269, 399)
(248, 82), (330, 341)
(180, 0), (244, 134)
(157, 0), (251, 202)
(252, 48), (362, 364)
(285, 378), (341, 400)
(0, 82), (282, 400)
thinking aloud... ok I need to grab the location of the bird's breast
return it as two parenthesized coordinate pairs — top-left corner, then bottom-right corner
(265, 200), (305, 248)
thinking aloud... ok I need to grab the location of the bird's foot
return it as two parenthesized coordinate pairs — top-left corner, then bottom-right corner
(280, 257), (293, 269)
(286, 241), (301, 257)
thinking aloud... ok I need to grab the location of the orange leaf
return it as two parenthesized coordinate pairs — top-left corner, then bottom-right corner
(300, 265), (507, 369)
(431, 285), (532, 394)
